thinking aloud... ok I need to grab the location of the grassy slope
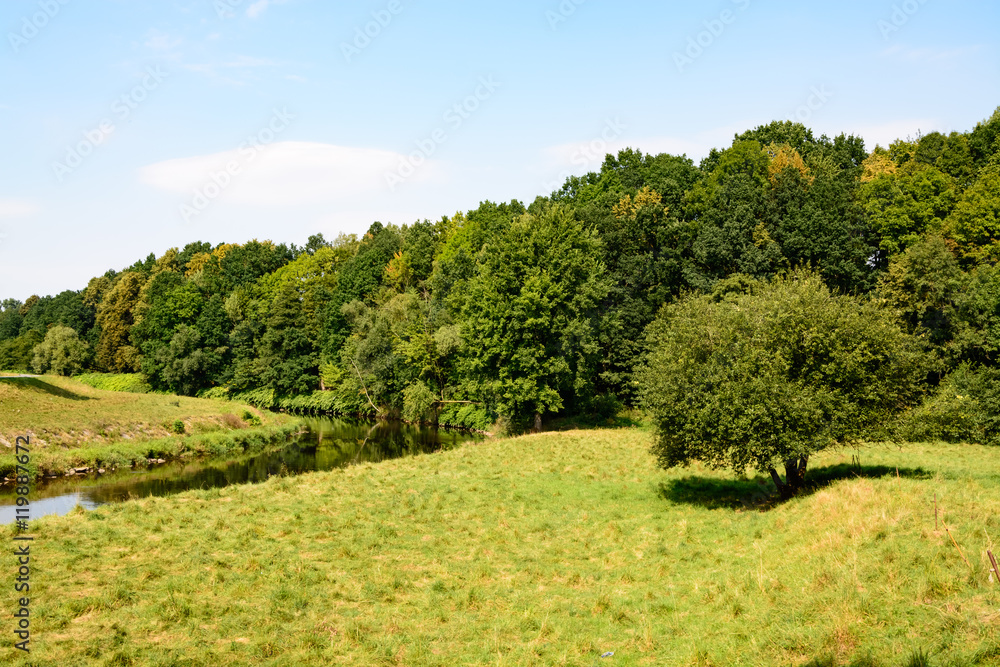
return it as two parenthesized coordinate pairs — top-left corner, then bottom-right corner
(0, 376), (298, 476)
(3, 430), (998, 666)
(0, 376), (287, 447)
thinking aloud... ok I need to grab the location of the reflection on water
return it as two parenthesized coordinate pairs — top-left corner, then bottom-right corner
(0, 417), (480, 523)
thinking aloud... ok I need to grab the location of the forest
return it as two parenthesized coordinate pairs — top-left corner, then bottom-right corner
(3, 110), (999, 434)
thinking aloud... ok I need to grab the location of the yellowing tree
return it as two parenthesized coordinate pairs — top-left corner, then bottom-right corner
(764, 143), (812, 186)
(94, 271), (145, 372)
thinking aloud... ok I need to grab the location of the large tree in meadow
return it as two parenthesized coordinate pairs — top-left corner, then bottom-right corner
(638, 271), (928, 498)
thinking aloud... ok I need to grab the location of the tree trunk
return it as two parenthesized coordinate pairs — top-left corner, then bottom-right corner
(533, 412), (542, 433)
(768, 467), (791, 500)
(769, 456), (809, 500)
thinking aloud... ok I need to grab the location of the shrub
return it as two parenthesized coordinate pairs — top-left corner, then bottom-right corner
(898, 364), (1000, 445)
(198, 386), (230, 400)
(221, 413), (246, 430)
(32, 326), (90, 376)
(171, 420), (185, 435)
(638, 271), (929, 498)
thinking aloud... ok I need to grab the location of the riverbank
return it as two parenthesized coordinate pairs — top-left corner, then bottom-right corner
(4, 430), (998, 665)
(0, 375), (301, 479)
(0, 416), (481, 524)
(211, 386), (499, 433)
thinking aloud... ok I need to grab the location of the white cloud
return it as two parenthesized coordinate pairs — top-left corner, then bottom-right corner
(181, 55), (280, 84)
(246, 1), (269, 18)
(137, 141), (442, 206)
(143, 29), (183, 52)
(246, 0), (291, 19)
(0, 199), (39, 219)
(285, 74), (307, 83)
(880, 44), (982, 64)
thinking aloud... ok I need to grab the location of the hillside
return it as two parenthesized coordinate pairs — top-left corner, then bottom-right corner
(5, 429), (998, 665)
(0, 375), (297, 477)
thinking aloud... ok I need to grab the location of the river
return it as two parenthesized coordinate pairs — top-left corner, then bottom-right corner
(0, 417), (482, 524)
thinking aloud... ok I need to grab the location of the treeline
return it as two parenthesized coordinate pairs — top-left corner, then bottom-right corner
(3, 110), (999, 432)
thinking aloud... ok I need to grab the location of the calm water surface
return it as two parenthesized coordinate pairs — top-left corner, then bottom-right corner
(0, 417), (481, 523)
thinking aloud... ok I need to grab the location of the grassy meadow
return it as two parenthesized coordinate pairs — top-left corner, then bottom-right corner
(2, 428), (998, 666)
(0, 375), (298, 477)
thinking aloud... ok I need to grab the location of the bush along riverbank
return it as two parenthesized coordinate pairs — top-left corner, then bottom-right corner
(201, 386), (498, 433)
(0, 422), (303, 482)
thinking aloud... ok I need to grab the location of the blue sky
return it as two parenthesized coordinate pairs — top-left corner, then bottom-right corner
(1, 0), (998, 300)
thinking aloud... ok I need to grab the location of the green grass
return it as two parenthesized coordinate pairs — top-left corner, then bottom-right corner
(0, 375), (298, 477)
(3, 430), (999, 665)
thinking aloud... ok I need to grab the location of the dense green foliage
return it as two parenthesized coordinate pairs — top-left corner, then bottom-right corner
(897, 364), (1000, 446)
(4, 111), (1000, 434)
(30, 325), (90, 376)
(637, 272), (928, 495)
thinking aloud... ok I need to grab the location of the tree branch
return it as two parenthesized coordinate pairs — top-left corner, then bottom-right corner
(350, 359), (381, 415)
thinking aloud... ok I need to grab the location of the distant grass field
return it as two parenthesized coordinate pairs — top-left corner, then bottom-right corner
(3, 429), (998, 666)
(0, 375), (298, 476)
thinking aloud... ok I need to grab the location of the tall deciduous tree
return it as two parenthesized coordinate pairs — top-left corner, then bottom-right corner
(257, 285), (319, 395)
(94, 271), (145, 372)
(858, 150), (959, 257)
(461, 205), (608, 429)
(877, 235), (965, 363)
(943, 161), (1000, 264)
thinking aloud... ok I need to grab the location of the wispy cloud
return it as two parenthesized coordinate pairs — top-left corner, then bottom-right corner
(880, 44), (982, 64)
(138, 141), (440, 206)
(143, 29), (183, 52)
(181, 55), (281, 84)
(286, 74), (307, 83)
(0, 199), (39, 219)
(246, 0), (291, 19)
